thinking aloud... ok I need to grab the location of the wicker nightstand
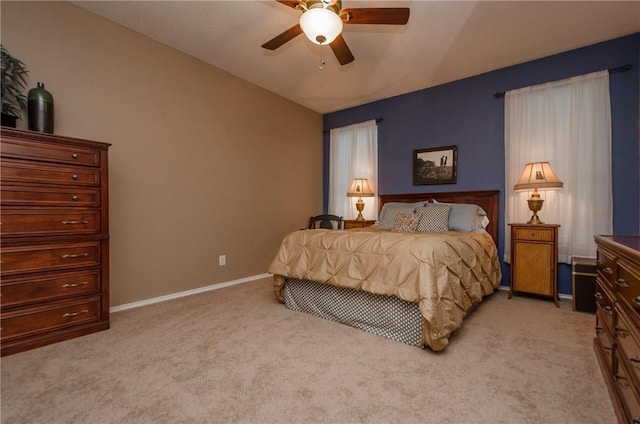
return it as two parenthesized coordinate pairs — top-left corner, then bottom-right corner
(344, 220), (376, 229)
(508, 223), (560, 307)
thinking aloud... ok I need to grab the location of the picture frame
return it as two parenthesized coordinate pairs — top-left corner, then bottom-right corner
(413, 145), (457, 185)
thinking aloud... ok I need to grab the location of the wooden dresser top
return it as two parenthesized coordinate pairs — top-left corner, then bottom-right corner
(594, 235), (640, 262)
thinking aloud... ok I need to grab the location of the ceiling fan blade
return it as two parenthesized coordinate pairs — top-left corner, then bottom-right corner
(262, 24), (303, 50)
(330, 34), (355, 66)
(341, 8), (410, 25)
(276, 1), (302, 9)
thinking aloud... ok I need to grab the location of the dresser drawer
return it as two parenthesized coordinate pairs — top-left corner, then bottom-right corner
(1, 270), (100, 308)
(598, 248), (617, 287)
(513, 227), (554, 241)
(617, 259), (640, 318)
(1, 185), (100, 207)
(1, 138), (100, 166)
(0, 242), (101, 276)
(615, 310), (640, 386)
(0, 296), (101, 342)
(1, 209), (100, 237)
(613, 350), (640, 424)
(596, 313), (616, 370)
(596, 279), (616, 331)
(1, 160), (100, 186)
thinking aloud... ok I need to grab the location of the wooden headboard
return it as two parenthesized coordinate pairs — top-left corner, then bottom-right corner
(378, 190), (500, 245)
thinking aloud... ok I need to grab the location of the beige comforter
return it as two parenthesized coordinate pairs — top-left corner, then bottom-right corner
(269, 227), (502, 351)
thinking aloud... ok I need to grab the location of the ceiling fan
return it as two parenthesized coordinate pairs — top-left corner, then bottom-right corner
(261, 0), (410, 66)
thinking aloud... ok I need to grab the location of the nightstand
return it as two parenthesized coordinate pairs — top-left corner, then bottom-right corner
(344, 219), (376, 229)
(508, 223), (560, 306)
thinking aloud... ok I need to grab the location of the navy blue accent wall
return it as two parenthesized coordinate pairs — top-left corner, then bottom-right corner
(323, 34), (640, 295)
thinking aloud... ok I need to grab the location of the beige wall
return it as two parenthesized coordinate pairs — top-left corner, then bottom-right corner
(1, 1), (323, 306)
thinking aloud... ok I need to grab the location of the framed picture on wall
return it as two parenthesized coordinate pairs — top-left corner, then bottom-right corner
(413, 145), (457, 185)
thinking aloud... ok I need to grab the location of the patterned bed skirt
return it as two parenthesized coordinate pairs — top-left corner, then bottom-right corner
(283, 278), (423, 347)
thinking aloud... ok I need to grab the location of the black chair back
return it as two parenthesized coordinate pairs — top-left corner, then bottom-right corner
(308, 214), (343, 230)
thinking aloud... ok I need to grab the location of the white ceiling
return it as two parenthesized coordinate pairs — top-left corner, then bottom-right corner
(73, 0), (640, 114)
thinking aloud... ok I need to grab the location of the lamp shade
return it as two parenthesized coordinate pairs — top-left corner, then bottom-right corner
(347, 178), (374, 197)
(299, 7), (343, 45)
(514, 162), (563, 191)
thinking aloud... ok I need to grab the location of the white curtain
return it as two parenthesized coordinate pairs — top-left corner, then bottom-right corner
(329, 120), (378, 220)
(504, 70), (612, 263)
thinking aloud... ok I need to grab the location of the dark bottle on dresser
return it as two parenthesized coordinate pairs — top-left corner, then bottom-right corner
(27, 81), (54, 133)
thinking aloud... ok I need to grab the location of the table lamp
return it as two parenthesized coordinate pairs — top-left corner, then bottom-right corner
(346, 178), (374, 221)
(514, 162), (563, 224)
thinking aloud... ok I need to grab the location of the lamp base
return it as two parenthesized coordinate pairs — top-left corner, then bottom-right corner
(526, 194), (544, 225)
(527, 214), (544, 225)
(354, 198), (365, 221)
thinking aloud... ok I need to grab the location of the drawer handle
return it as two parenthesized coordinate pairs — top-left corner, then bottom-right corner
(71, 174), (79, 181)
(633, 418), (640, 424)
(602, 267), (613, 276)
(614, 325), (628, 338)
(634, 297), (640, 305)
(72, 153), (79, 159)
(595, 326), (604, 335)
(602, 345), (613, 354)
(61, 220), (88, 225)
(603, 306), (613, 315)
(62, 253), (89, 259)
(630, 356), (640, 370)
(63, 309), (88, 318)
(614, 373), (629, 389)
(72, 195), (79, 201)
(62, 282), (89, 288)
(616, 278), (629, 288)
(594, 292), (603, 300)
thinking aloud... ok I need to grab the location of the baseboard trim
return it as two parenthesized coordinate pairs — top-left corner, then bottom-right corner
(112, 277), (571, 313)
(110, 273), (271, 313)
(496, 284), (572, 300)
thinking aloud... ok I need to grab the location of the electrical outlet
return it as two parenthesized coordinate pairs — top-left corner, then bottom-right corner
(219, 255), (226, 266)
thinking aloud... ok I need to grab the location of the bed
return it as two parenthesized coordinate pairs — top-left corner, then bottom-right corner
(268, 190), (502, 351)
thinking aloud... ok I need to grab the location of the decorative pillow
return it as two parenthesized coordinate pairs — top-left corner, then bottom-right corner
(377, 201), (427, 223)
(391, 212), (419, 233)
(416, 205), (450, 232)
(376, 205), (418, 230)
(431, 199), (488, 232)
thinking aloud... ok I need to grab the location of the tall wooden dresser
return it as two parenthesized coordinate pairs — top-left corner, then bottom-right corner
(1, 127), (111, 356)
(593, 235), (640, 423)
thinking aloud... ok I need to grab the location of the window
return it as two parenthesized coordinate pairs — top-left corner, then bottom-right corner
(504, 71), (612, 263)
(328, 120), (378, 220)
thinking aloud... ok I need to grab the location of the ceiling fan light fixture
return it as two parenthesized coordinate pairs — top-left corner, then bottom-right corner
(299, 7), (343, 45)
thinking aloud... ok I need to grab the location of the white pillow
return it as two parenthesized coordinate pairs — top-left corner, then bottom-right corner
(431, 199), (489, 232)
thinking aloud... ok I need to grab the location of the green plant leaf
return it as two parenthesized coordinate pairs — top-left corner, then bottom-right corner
(1, 44), (29, 119)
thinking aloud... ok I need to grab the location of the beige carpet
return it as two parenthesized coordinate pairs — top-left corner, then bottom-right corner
(1, 277), (615, 424)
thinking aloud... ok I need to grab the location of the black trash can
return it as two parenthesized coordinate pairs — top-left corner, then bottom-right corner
(572, 256), (597, 313)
